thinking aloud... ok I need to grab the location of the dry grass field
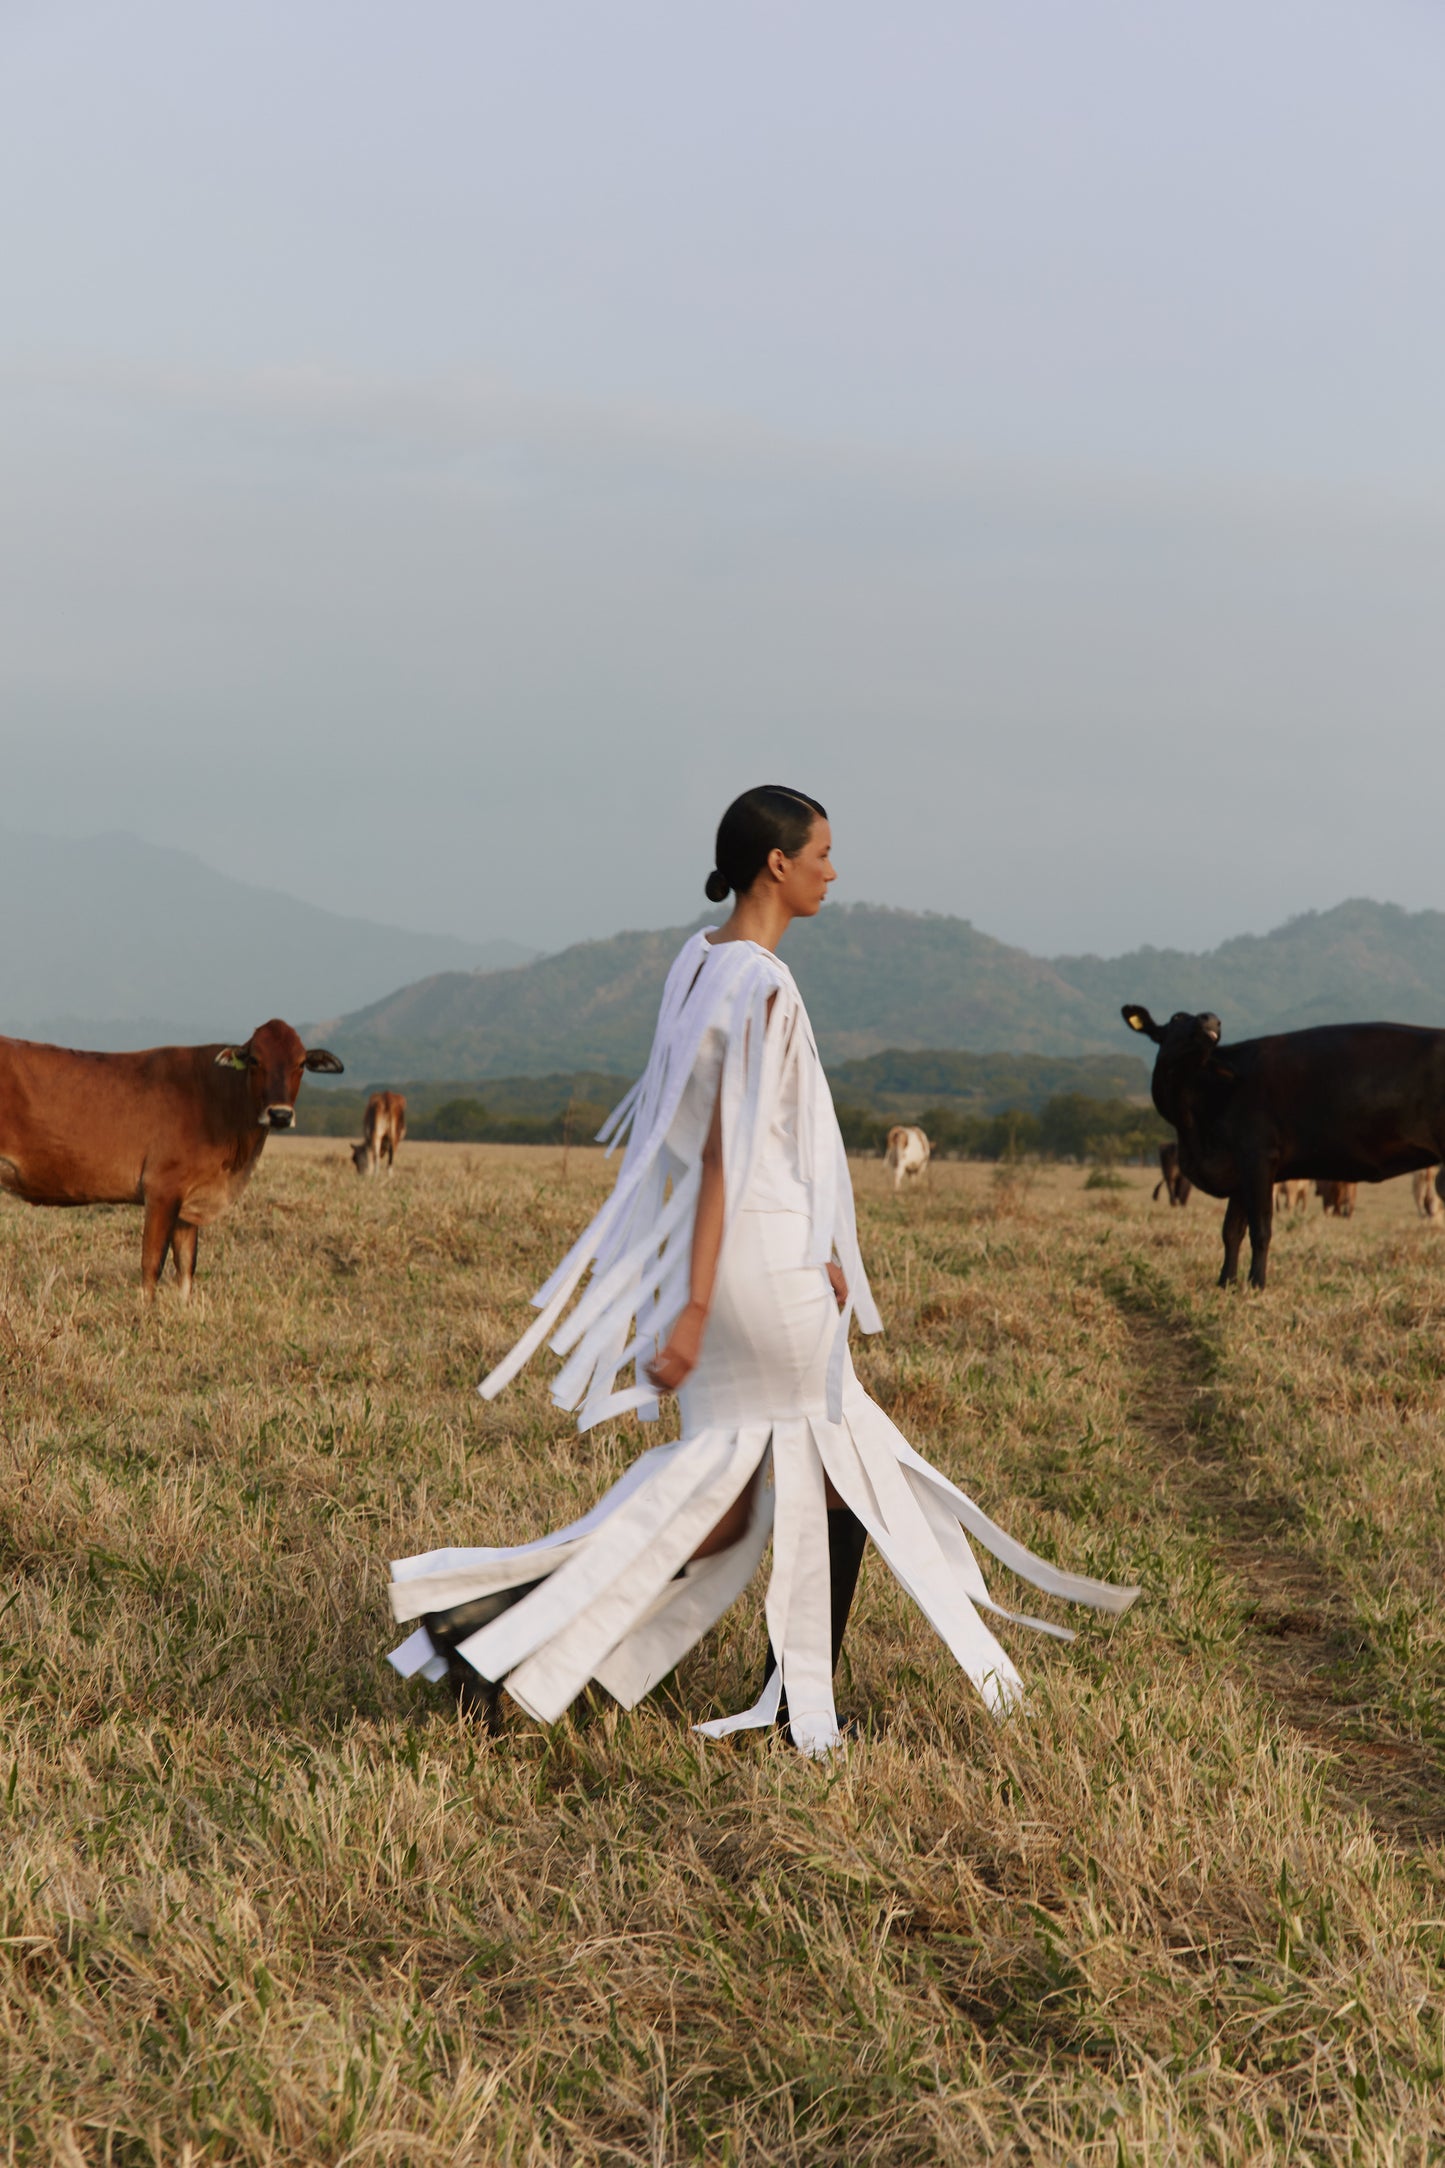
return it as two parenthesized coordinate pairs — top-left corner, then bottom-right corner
(4, 1142), (1445, 2164)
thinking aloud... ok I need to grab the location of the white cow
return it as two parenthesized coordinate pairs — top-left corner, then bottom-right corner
(885, 1125), (931, 1191)
(1412, 1166), (1443, 1220)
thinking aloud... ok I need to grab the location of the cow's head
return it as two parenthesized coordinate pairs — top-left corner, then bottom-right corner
(1122, 1004), (1223, 1069)
(214, 1019), (344, 1129)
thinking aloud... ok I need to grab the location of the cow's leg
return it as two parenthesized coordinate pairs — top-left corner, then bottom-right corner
(1218, 1196), (1248, 1287)
(170, 1220), (199, 1302)
(1245, 1171), (1275, 1290)
(141, 1196), (180, 1301)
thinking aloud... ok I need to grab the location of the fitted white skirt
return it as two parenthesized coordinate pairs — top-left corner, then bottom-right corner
(388, 1209), (1138, 1754)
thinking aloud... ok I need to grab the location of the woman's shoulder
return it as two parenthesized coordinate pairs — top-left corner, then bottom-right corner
(662, 927), (712, 977)
(694, 931), (794, 979)
(656, 931), (797, 1036)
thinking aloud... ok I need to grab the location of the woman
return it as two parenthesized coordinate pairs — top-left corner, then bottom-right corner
(387, 787), (1138, 1754)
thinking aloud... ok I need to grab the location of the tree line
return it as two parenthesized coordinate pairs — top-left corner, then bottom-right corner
(835, 1091), (1169, 1164)
(298, 1078), (1168, 1163)
(298, 1091), (615, 1148)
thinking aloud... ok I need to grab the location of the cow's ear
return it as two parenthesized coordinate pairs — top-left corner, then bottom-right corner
(1121, 1004), (1163, 1042)
(215, 1045), (250, 1070)
(304, 1048), (345, 1074)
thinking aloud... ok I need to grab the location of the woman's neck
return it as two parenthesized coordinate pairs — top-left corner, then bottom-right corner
(709, 887), (793, 953)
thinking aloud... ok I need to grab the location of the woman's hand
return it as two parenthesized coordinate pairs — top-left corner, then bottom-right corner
(827, 1262), (848, 1311)
(645, 1299), (709, 1394)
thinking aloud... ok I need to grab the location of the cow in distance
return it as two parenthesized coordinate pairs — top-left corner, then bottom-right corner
(1153, 1140), (1192, 1206)
(0, 1020), (343, 1300)
(1412, 1166), (1444, 1220)
(1122, 1003), (1445, 1290)
(353, 1091), (407, 1177)
(885, 1125), (931, 1190)
(1274, 1179), (1311, 1212)
(1316, 1180), (1358, 1219)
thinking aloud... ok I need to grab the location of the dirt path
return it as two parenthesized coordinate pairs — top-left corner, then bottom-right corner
(1106, 1264), (1444, 1844)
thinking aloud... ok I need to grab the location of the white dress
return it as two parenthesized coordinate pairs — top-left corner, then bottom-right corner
(387, 933), (1139, 1754)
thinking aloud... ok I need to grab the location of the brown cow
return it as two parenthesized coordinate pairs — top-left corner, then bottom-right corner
(1316, 1180), (1358, 1218)
(0, 1020), (342, 1300)
(353, 1090), (407, 1177)
(1273, 1179), (1311, 1211)
(1152, 1139), (1192, 1206)
(1412, 1166), (1444, 1220)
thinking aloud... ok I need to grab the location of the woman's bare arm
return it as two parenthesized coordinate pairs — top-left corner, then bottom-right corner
(645, 1085), (724, 1393)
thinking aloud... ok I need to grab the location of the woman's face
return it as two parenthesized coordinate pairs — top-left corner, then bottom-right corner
(772, 817), (835, 917)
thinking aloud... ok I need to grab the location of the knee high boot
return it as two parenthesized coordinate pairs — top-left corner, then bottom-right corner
(825, 1506), (869, 1674)
(763, 1505), (868, 1727)
(421, 1580), (543, 1732)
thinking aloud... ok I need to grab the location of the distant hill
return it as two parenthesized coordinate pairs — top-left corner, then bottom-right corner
(307, 919), (712, 1079)
(1055, 899), (1445, 1034)
(312, 897), (1445, 1080)
(313, 905), (1100, 1077)
(0, 830), (536, 1047)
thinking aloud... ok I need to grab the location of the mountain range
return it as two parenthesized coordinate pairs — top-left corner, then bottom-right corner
(8, 831), (1445, 1082)
(310, 896), (1445, 1082)
(0, 830), (535, 1047)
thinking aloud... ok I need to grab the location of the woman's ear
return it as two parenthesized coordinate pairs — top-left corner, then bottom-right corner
(765, 846), (790, 885)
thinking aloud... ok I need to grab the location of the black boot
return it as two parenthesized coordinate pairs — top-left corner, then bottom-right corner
(421, 1579), (543, 1734)
(827, 1506), (868, 1675)
(763, 1505), (868, 1730)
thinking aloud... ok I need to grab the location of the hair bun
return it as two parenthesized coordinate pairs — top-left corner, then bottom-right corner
(704, 869), (730, 904)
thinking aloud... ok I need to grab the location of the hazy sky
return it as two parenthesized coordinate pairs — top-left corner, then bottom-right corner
(4, 2), (1444, 958)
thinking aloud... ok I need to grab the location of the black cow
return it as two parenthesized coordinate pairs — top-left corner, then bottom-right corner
(1122, 1005), (1445, 1289)
(1152, 1139), (1192, 1207)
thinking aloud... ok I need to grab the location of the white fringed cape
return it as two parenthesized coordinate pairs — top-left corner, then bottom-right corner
(387, 932), (1139, 1751)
